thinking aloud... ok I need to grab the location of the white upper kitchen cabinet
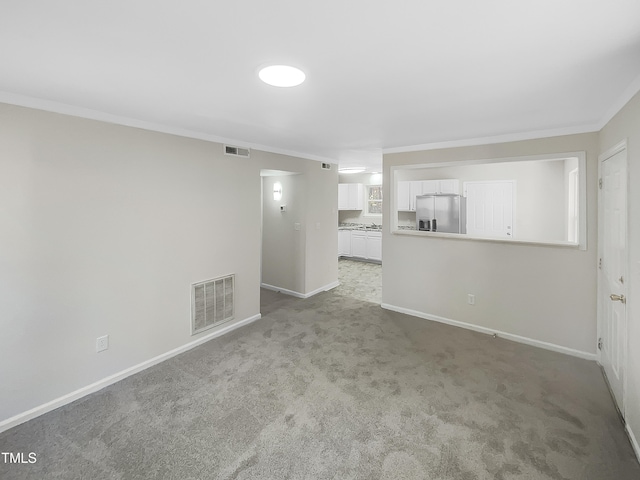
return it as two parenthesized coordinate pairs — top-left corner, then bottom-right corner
(421, 179), (460, 194)
(338, 183), (364, 210)
(397, 179), (460, 211)
(420, 180), (439, 195)
(397, 181), (411, 211)
(398, 180), (423, 211)
(438, 179), (460, 194)
(348, 183), (364, 209)
(338, 184), (350, 210)
(409, 181), (424, 211)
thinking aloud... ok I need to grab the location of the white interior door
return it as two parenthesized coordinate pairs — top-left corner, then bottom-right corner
(599, 147), (628, 414)
(464, 181), (514, 238)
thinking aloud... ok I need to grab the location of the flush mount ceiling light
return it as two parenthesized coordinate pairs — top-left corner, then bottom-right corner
(259, 65), (306, 87)
(338, 167), (365, 174)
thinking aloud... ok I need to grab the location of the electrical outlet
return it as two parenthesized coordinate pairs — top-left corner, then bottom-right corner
(467, 294), (475, 305)
(294, 222), (301, 231)
(96, 335), (109, 353)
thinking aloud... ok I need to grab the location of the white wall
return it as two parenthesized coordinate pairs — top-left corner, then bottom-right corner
(338, 172), (383, 224)
(599, 90), (640, 455)
(262, 174), (306, 293)
(383, 133), (599, 356)
(395, 159), (569, 242)
(0, 103), (336, 426)
(258, 152), (338, 296)
(305, 167), (339, 293)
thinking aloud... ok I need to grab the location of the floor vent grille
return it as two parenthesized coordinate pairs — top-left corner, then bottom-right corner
(191, 274), (234, 335)
(224, 145), (250, 158)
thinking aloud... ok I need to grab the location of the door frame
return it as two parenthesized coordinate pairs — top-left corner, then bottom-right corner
(597, 138), (629, 418)
(463, 180), (516, 239)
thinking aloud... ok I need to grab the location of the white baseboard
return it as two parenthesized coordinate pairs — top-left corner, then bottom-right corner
(381, 303), (596, 361)
(627, 424), (640, 464)
(261, 281), (339, 299)
(305, 281), (340, 297)
(0, 313), (261, 434)
(261, 283), (306, 298)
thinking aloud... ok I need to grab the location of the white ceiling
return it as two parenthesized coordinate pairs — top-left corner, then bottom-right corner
(1, 1), (640, 172)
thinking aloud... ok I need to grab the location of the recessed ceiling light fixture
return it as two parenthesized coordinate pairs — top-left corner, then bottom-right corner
(338, 167), (366, 174)
(259, 65), (306, 87)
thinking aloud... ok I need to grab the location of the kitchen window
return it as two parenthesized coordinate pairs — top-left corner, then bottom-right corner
(366, 185), (383, 216)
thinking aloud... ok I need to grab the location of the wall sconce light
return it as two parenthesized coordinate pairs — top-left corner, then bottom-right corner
(273, 182), (283, 201)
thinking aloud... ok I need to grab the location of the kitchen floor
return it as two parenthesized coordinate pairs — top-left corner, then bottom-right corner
(332, 258), (382, 304)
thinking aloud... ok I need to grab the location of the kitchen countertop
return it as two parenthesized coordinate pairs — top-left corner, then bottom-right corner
(339, 223), (382, 231)
(339, 223), (417, 231)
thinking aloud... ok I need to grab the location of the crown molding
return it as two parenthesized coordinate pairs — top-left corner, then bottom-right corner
(382, 123), (601, 155)
(3, 72), (640, 163)
(383, 72), (640, 155)
(0, 91), (338, 165)
(596, 71), (640, 130)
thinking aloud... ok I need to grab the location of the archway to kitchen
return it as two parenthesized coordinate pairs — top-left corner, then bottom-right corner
(335, 172), (383, 304)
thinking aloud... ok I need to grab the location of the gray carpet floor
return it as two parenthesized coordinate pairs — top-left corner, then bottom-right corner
(1, 264), (639, 479)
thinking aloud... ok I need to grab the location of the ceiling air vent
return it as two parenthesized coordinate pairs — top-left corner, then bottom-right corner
(224, 145), (251, 158)
(321, 163), (332, 170)
(191, 274), (235, 335)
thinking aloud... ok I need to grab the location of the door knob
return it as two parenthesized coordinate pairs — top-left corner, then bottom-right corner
(610, 294), (626, 304)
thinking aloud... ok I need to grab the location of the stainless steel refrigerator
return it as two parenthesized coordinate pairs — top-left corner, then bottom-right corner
(416, 194), (467, 234)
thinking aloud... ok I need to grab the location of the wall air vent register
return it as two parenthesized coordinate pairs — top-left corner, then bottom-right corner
(191, 274), (234, 335)
(224, 145), (251, 157)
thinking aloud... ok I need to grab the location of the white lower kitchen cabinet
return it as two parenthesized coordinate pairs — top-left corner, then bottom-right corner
(350, 232), (367, 258)
(365, 232), (382, 261)
(338, 230), (351, 256)
(338, 229), (382, 262)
